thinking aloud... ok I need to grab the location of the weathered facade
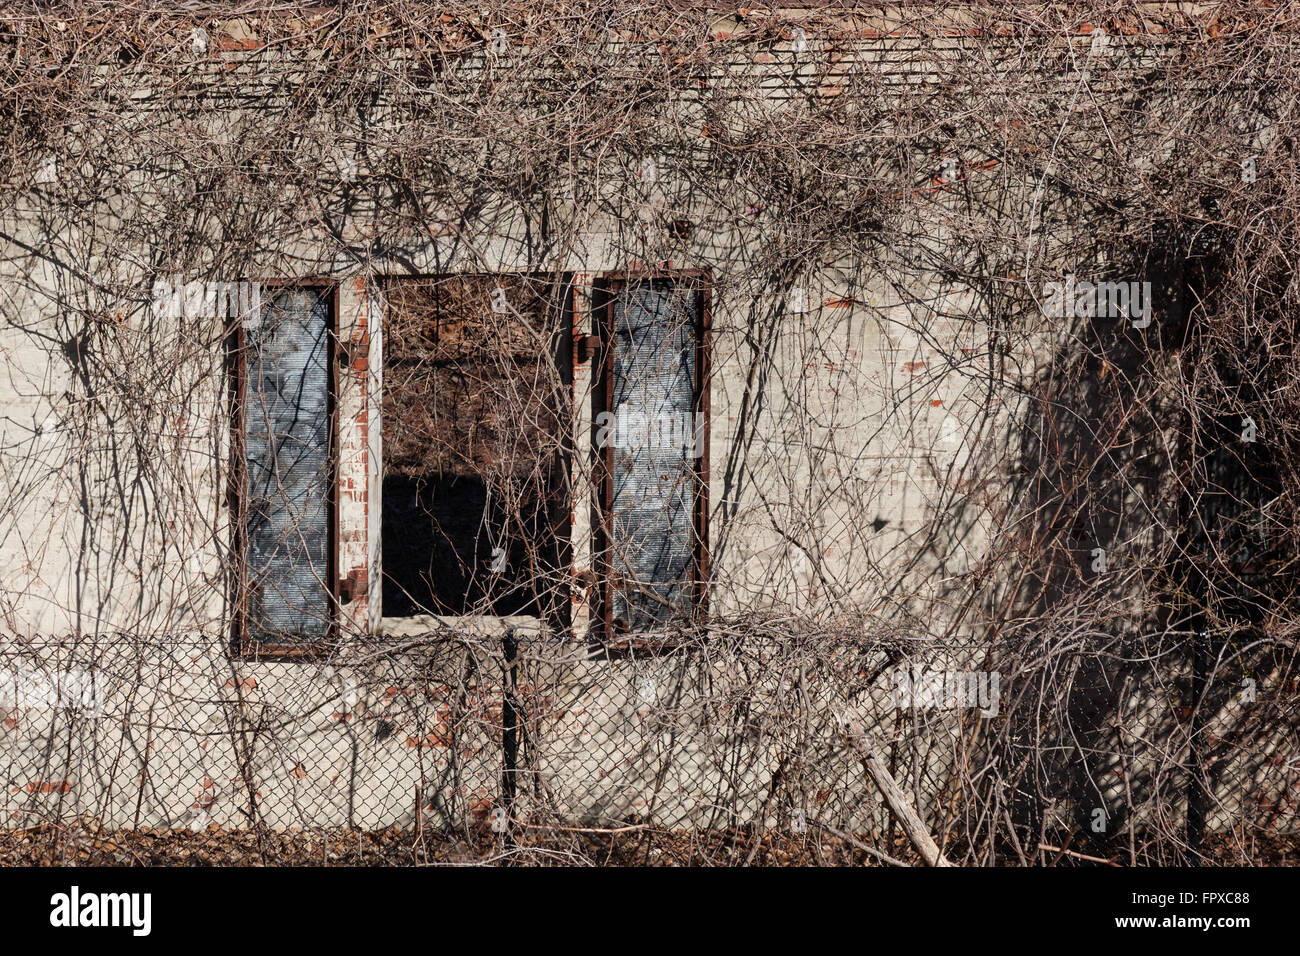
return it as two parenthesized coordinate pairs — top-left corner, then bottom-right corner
(0, 3), (1297, 862)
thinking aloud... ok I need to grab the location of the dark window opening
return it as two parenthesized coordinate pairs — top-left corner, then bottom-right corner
(593, 273), (710, 639)
(381, 274), (571, 621)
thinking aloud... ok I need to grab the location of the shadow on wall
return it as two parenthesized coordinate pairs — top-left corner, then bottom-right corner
(995, 228), (1300, 859)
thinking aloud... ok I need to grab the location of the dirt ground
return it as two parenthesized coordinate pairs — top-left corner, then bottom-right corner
(0, 821), (881, 866)
(0, 820), (1295, 866)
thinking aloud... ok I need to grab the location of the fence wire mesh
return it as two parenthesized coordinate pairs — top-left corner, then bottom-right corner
(1, 626), (1295, 865)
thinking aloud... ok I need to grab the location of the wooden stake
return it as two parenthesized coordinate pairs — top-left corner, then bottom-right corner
(845, 726), (954, 867)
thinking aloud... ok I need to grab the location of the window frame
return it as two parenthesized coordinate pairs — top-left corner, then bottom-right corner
(591, 268), (712, 647)
(228, 279), (340, 659)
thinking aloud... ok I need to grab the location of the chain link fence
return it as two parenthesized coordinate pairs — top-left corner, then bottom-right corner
(0, 623), (1295, 865)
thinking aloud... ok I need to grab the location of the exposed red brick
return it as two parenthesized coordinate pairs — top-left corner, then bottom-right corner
(405, 728), (451, 749)
(23, 781), (72, 794)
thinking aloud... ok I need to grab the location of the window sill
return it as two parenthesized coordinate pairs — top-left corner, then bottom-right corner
(376, 614), (548, 641)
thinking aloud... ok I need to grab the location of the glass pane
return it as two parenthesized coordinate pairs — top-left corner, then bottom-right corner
(244, 288), (331, 644)
(610, 280), (698, 631)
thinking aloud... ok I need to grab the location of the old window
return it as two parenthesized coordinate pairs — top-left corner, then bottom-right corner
(593, 273), (710, 640)
(232, 285), (335, 652)
(380, 275), (571, 624)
